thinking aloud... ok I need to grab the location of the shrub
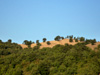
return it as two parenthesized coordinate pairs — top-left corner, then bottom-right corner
(43, 38), (47, 42)
(47, 41), (51, 45)
(80, 37), (85, 41)
(75, 39), (78, 42)
(54, 36), (61, 41)
(69, 37), (73, 42)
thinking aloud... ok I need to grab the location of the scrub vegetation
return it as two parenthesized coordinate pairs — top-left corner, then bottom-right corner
(0, 35), (100, 75)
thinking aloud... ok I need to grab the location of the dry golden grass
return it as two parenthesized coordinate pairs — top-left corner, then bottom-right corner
(19, 39), (100, 50)
(18, 44), (28, 49)
(19, 39), (80, 49)
(19, 39), (78, 49)
(86, 42), (100, 50)
(31, 39), (80, 49)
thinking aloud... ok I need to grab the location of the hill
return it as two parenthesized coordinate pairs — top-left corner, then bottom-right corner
(1, 41), (100, 75)
(20, 39), (100, 50)
(20, 39), (80, 49)
(86, 42), (100, 50)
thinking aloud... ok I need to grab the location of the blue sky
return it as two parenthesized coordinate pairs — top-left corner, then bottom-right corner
(0, 0), (100, 44)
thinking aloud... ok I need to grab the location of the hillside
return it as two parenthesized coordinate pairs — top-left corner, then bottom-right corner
(86, 42), (100, 50)
(20, 39), (100, 50)
(1, 41), (100, 75)
(0, 37), (100, 75)
(20, 39), (80, 49)
(19, 44), (28, 49)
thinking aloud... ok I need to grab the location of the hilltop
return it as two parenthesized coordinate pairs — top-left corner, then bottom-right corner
(19, 39), (80, 49)
(19, 38), (99, 50)
(0, 35), (100, 75)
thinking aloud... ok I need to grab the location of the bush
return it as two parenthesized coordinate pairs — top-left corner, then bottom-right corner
(47, 41), (51, 45)
(80, 37), (85, 41)
(33, 46), (40, 50)
(43, 38), (47, 42)
(75, 39), (78, 42)
(38, 62), (50, 75)
(54, 36), (61, 41)
(69, 37), (73, 42)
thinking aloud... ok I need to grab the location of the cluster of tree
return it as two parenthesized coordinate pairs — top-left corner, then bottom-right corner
(54, 36), (64, 41)
(22, 35), (97, 49)
(23, 38), (51, 48)
(23, 40), (33, 48)
(85, 39), (96, 45)
(0, 38), (100, 75)
(0, 39), (22, 50)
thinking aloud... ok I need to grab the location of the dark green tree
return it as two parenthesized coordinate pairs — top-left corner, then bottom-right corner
(75, 38), (78, 42)
(47, 41), (51, 45)
(36, 40), (41, 46)
(91, 41), (95, 45)
(37, 43), (41, 46)
(43, 38), (47, 42)
(69, 37), (73, 42)
(8, 39), (12, 43)
(80, 37), (85, 41)
(0, 40), (2, 43)
(23, 40), (32, 47)
(36, 40), (39, 44)
(54, 36), (61, 41)
(38, 62), (50, 75)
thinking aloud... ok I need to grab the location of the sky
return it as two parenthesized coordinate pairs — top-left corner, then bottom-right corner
(0, 0), (100, 44)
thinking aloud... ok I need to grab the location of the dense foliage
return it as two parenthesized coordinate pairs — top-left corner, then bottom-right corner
(0, 36), (100, 75)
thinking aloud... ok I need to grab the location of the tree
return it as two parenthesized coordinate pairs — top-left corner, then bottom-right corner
(36, 40), (41, 46)
(69, 37), (73, 42)
(47, 41), (51, 45)
(8, 39), (12, 43)
(43, 38), (47, 42)
(0, 40), (2, 43)
(38, 62), (50, 75)
(23, 40), (32, 47)
(75, 38), (78, 42)
(37, 43), (41, 46)
(54, 36), (61, 41)
(91, 39), (96, 45)
(80, 37), (85, 42)
(36, 40), (39, 44)
(93, 39), (96, 43)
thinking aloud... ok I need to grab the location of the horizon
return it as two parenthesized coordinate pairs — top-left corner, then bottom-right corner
(0, 0), (100, 44)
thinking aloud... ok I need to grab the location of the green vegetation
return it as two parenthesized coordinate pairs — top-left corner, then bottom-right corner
(98, 44), (100, 50)
(23, 40), (32, 48)
(54, 35), (61, 41)
(0, 36), (99, 75)
(75, 38), (78, 42)
(85, 39), (96, 45)
(43, 38), (47, 42)
(36, 40), (41, 46)
(47, 41), (51, 45)
(69, 36), (73, 42)
(79, 37), (85, 42)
